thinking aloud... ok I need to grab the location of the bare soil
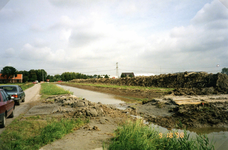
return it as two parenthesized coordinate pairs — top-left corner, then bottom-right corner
(33, 95), (135, 150)
(20, 83), (228, 149)
(58, 83), (228, 130)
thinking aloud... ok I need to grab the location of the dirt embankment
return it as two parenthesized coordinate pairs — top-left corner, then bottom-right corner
(59, 83), (166, 100)
(137, 97), (228, 129)
(39, 95), (137, 150)
(70, 72), (228, 95)
(58, 82), (228, 129)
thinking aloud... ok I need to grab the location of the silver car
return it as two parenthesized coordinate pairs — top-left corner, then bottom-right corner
(0, 85), (25, 105)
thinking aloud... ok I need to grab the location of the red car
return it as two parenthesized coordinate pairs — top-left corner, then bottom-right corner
(0, 89), (15, 128)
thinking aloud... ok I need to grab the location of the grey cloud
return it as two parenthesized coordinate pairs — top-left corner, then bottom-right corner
(192, 0), (228, 25)
(69, 31), (104, 47)
(48, 0), (101, 7)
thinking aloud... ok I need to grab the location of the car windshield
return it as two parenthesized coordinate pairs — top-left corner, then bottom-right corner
(0, 86), (17, 92)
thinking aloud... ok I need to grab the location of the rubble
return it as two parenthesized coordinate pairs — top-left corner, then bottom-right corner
(43, 95), (136, 118)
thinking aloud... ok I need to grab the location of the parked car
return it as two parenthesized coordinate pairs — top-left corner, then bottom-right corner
(0, 85), (25, 105)
(0, 89), (15, 128)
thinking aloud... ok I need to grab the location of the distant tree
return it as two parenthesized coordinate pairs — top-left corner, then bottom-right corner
(54, 74), (61, 81)
(29, 70), (37, 81)
(121, 74), (126, 78)
(1, 66), (17, 82)
(98, 75), (101, 78)
(93, 74), (98, 78)
(105, 74), (109, 78)
(221, 68), (228, 75)
(23, 76), (29, 82)
(129, 74), (133, 78)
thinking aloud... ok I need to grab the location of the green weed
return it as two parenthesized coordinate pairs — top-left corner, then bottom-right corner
(107, 120), (214, 150)
(41, 83), (72, 95)
(0, 117), (86, 150)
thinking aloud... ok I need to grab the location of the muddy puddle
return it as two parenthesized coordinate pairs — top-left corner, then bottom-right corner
(57, 84), (228, 150)
(57, 84), (131, 104)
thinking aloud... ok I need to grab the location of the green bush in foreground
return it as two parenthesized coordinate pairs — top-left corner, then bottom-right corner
(0, 118), (86, 150)
(41, 83), (72, 95)
(108, 120), (214, 150)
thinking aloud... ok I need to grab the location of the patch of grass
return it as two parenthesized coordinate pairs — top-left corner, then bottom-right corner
(20, 83), (35, 90)
(0, 116), (87, 150)
(0, 82), (35, 90)
(41, 83), (72, 96)
(62, 82), (174, 93)
(107, 120), (215, 150)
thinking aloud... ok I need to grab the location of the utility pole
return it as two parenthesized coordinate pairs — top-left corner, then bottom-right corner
(116, 62), (118, 78)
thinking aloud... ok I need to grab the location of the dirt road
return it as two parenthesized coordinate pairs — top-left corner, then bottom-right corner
(0, 83), (41, 134)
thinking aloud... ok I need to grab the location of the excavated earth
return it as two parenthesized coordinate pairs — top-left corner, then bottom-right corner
(135, 96), (228, 129)
(35, 93), (228, 149)
(32, 95), (137, 150)
(58, 83), (228, 130)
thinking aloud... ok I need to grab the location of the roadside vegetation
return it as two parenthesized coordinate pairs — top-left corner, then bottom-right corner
(40, 83), (72, 99)
(106, 120), (215, 150)
(0, 82), (34, 90)
(0, 83), (88, 150)
(0, 116), (87, 150)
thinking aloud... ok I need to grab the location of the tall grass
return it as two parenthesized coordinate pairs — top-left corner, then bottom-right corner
(0, 116), (87, 150)
(108, 120), (215, 150)
(20, 82), (35, 90)
(41, 83), (72, 95)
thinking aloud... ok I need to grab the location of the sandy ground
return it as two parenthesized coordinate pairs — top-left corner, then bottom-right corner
(0, 83), (41, 134)
(40, 117), (118, 150)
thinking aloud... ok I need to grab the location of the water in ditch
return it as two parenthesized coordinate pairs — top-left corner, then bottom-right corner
(57, 84), (228, 150)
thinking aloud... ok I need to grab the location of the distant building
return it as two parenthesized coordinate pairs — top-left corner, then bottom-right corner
(121, 72), (135, 77)
(121, 72), (155, 78)
(0, 74), (23, 83)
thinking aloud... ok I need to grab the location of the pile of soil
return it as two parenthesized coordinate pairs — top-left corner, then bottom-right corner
(40, 95), (137, 150)
(70, 72), (228, 95)
(137, 98), (228, 129)
(44, 94), (136, 119)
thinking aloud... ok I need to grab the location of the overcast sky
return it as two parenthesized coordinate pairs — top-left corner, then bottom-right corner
(0, 0), (228, 76)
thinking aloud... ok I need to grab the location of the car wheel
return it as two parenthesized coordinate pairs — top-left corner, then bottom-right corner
(0, 114), (6, 128)
(22, 97), (25, 102)
(17, 100), (20, 105)
(9, 109), (14, 118)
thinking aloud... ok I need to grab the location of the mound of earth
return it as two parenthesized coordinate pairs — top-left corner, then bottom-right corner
(43, 94), (136, 119)
(70, 72), (228, 95)
(135, 97), (228, 129)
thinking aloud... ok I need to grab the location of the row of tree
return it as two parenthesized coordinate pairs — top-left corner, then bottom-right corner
(18, 69), (47, 82)
(0, 66), (109, 83)
(47, 73), (109, 82)
(3, 65), (228, 83)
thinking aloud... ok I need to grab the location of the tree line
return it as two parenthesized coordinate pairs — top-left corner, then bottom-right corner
(3, 65), (228, 83)
(0, 66), (109, 83)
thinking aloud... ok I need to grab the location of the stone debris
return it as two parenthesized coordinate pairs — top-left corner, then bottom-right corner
(43, 95), (135, 118)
